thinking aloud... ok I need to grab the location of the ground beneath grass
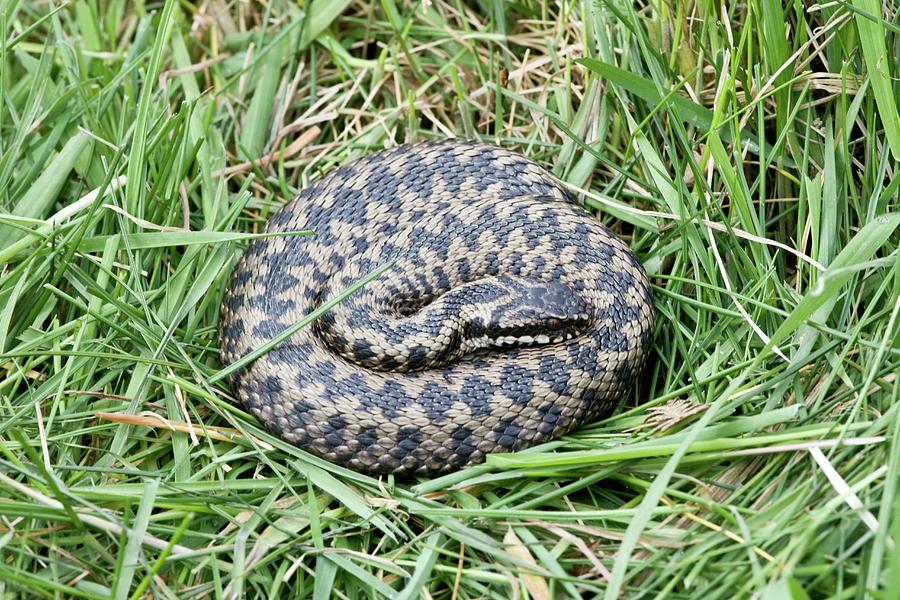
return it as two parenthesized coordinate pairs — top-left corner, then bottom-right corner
(1, 1), (899, 598)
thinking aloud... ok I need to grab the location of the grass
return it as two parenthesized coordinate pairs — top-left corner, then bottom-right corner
(0, 0), (899, 597)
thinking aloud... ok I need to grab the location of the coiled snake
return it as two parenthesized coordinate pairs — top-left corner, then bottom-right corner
(219, 140), (654, 476)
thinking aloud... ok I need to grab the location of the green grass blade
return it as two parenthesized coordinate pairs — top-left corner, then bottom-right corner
(0, 132), (92, 250)
(113, 479), (159, 600)
(763, 214), (900, 358)
(852, 0), (900, 161)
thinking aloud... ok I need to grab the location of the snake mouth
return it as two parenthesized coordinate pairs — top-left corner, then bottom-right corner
(491, 332), (576, 347)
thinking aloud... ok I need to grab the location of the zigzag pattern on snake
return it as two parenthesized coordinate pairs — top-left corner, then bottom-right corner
(219, 140), (654, 476)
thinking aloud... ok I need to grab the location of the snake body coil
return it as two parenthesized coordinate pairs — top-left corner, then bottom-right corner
(220, 141), (654, 476)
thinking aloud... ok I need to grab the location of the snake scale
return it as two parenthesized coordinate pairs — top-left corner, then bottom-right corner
(219, 140), (655, 476)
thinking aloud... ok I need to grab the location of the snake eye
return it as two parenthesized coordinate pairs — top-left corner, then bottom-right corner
(547, 317), (562, 330)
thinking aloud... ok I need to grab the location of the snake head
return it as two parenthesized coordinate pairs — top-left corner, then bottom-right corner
(484, 279), (592, 347)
